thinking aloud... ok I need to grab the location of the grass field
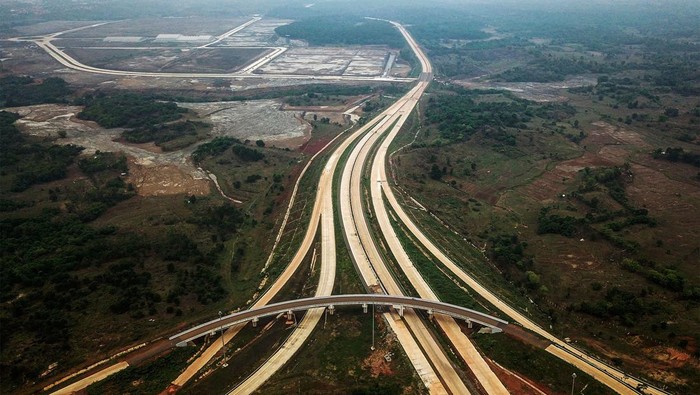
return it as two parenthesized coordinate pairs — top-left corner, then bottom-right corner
(393, 82), (700, 392)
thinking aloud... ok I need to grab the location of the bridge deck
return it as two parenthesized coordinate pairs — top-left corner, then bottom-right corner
(170, 294), (508, 346)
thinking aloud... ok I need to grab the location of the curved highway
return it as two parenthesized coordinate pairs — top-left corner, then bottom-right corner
(370, 19), (672, 395)
(170, 294), (508, 345)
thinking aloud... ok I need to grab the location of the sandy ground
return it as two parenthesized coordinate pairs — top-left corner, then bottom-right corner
(457, 76), (596, 102)
(259, 47), (390, 77)
(215, 19), (292, 47)
(179, 100), (310, 143)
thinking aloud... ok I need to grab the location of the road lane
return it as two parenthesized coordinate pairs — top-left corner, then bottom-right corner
(376, 18), (670, 395)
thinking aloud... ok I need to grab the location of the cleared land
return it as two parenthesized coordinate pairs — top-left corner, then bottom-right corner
(258, 47), (391, 77)
(58, 17), (248, 39)
(179, 100), (309, 144)
(214, 19), (292, 47)
(62, 47), (269, 73)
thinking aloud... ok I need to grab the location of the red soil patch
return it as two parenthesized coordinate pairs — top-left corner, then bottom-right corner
(626, 163), (700, 247)
(522, 153), (616, 202)
(488, 360), (551, 395)
(362, 348), (395, 377)
(300, 135), (334, 156)
(590, 122), (651, 149)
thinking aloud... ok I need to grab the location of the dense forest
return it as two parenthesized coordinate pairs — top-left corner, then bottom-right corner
(0, 103), (248, 391)
(424, 88), (576, 144)
(78, 93), (186, 128)
(0, 76), (72, 107)
(275, 17), (405, 48)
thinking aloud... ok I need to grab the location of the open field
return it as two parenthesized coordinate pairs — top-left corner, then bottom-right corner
(457, 76), (597, 102)
(179, 100), (309, 145)
(63, 47), (269, 73)
(259, 47), (391, 77)
(58, 17), (249, 39)
(215, 19), (293, 47)
(393, 83), (700, 392)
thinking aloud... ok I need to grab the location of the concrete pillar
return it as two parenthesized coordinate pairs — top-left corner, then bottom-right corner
(362, 303), (368, 313)
(427, 308), (433, 316)
(466, 319), (472, 329)
(397, 305), (404, 317)
(252, 317), (259, 327)
(328, 305), (335, 315)
(287, 310), (293, 320)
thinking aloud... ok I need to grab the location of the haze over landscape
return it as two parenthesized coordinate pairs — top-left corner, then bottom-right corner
(1, 1), (699, 394)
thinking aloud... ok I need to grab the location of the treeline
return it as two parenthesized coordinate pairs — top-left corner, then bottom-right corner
(424, 89), (575, 144)
(78, 93), (186, 128)
(497, 56), (620, 83)
(77, 151), (128, 175)
(122, 120), (208, 146)
(425, 92), (529, 143)
(275, 17), (404, 48)
(192, 137), (264, 163)
(0, 111), (84, 192)
(574, 287), (658, 327)
(0, 76), (72, 107)
(652, 147), (700, 168)
(0, 197), (246, 387)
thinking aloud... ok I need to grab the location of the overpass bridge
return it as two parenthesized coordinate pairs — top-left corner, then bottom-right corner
(170, 294), (508, 347)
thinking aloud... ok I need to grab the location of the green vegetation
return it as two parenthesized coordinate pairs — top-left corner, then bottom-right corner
(0, 76), (72, 107)
(537, 208), (583, 237)
(652, 147), (700, 168)
(424, 87), (575, 144)
(575, 286), (661, 327)
(77, 151), (128, 175)
(78, 93), (186, 128)
(192, 137), (264, 164)
(474, 334), (609, 394)
(122, 120), (210, 149)
(87, 347), (196, 395)
(0, 111), (84, 192)
(0, 111), (257, 391)
(496, 55), (617, 83)
(276, 17), (404, 47)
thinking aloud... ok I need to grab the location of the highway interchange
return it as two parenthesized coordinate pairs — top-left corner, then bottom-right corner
(40, 17), (673, 395)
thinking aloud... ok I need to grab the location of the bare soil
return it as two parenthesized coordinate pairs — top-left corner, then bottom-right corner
(456, 76), (596, 102)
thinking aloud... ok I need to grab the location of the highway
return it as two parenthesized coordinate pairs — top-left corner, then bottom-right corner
(170, 294), (507, 346)
(368, 19), (672, 395)
(373, 91), (670, 395)
(337, 21), (511, 395)
(43, 16), (673, 395)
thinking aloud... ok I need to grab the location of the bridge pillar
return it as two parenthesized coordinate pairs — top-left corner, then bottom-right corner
(287, 310), (293, 320)
(362, 303), (368, 313)
(252, 317), (259, 327)
(328, 305), (335, 315)
(427, 308), (433, 316)
(393, 305), (404, 317)
(466, 319), (472, 329)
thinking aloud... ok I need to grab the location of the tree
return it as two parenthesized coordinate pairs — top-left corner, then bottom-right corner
(664, 108), (679, 118)
(429, 164), (443, 180)
(255, 139), (265, 147)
